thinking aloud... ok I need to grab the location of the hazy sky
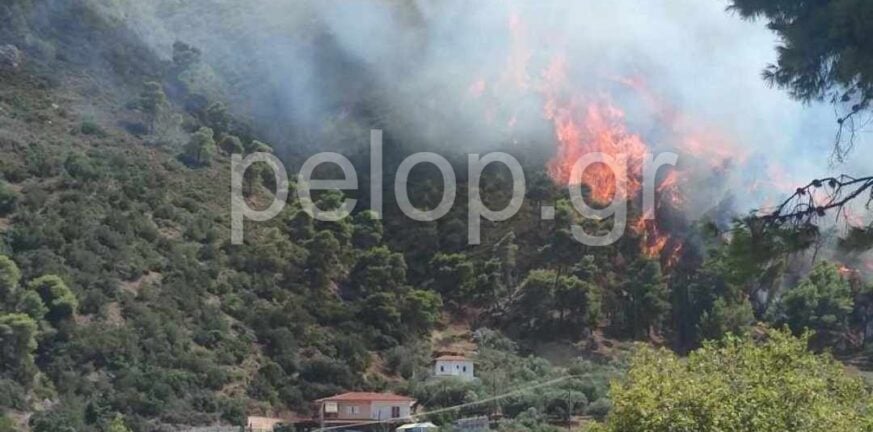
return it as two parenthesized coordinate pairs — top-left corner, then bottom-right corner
(313, 0), (868, 212)
(126, 0), (870, 215)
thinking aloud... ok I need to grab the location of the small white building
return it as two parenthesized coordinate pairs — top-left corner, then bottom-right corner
(433, 355), (474, 380)
(315, 392), (416, 421)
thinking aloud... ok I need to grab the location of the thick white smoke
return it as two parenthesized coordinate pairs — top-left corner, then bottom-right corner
(108, 0), (869, 218)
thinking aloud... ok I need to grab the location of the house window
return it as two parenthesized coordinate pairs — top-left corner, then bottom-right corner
(463, 366), (467, 372)
(440, 365), (444, 372)
(347, 406), (360, 415)
(391, 406), (401, 418)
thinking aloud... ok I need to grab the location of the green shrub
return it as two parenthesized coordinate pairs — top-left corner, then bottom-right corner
(0, 182), (17, 216)
(0, 415), (16, 432)
(218, 135), (244, 155)
(0, 379), (27, 410)
(79, 121), (106, 137)
(593, 329), (873, 432)
(64, 152), (100, 181)
(585, 398), (611, 421)
(24, 144), (60, 177)
(182, 127), (215, 166)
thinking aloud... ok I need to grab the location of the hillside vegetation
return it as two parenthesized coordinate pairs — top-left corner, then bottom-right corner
(1, 1), (872, 432)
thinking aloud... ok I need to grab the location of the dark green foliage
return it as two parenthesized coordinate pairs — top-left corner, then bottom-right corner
(697, 297), (755, 342)
(30, 402), (86, 432)
(306, 230), (342, 287)
(728, 0), (873, 159)
(508, 269), (601, 338)
(729, 0), (873, 106)
(218, 135), (244, 155)
(64, 152), (100, 181)
(27, 275), (77, 324)
(352, 210), (383, 249)
(24, 144), (60, 178)
(0, 255), (21, 302)
(172, 41), (201, 70)
(0, 181), (17, 216)
(384, 340), (431, 379)
(428, 253), (476, 306)
(79, 121), (106, 137)
(205, 102), (230, 135)
(0, 313), (38, 384)
(15, 289), (46, 321)
(182, 127), (216, 166)
(137, 81), (168, 134)
(615, 260), (669, 340)
(348, 246), (407, 298)
(400, 289), (442, 335)
(774, 262), (854, 343)
(585, 397), (611, 420)
(360, 292), (403, 340)
(0, 379), (27, 410)
(840, 226), (873, 252)
(138, 82), (166, 116)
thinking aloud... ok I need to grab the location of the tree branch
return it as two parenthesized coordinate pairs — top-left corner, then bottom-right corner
(754, 174), (873, 226)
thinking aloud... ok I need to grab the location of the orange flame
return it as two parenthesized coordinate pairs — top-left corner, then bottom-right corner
(664, 242), (685, 269)
(545, 99), (647, 203)
(838, 265), (858, 278)
(657, 169), (686, 207)
(540, 54), (647, 202)
(634, 218), (671, 258)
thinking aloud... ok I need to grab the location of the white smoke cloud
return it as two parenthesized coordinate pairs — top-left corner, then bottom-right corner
(113, 0), (870, 216)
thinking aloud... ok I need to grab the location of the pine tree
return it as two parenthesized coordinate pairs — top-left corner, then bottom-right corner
(183, 127), (216, 166)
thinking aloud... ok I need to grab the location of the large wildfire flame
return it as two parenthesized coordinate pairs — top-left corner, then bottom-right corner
(466, 10), (855, 270)
(540, 55), (649, 205)
(464, 12), (695, 262)
(544, 98), (648, 204)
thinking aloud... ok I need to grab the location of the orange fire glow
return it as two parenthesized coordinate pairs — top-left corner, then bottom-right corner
(634, 218), (671, 259)
(540, 54), (647, 203)
(838, 265), (858, 278)
(478, 10), (772, 269)
(664, 242), (685, 269)
(545, 99), (648, 203)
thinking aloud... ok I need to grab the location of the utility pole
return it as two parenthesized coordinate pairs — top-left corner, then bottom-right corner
(319, 401), (324, 432)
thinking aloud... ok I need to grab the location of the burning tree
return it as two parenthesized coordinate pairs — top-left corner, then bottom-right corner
(727, 0), (873, 293)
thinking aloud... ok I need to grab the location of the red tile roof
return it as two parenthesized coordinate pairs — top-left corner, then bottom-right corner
(435, 355), (471, 361)
(315, 392), (416, 402)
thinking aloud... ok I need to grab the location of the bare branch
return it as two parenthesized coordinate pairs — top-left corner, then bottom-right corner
(753, 174), (873, 227)
(831, 94), (871, 164)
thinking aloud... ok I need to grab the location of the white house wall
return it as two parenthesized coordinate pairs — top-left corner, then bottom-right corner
(370, 401), (412, 420)
(434, 360), (475, 380)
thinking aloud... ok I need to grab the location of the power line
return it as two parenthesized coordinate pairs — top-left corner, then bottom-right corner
(314, 374), (580, 432)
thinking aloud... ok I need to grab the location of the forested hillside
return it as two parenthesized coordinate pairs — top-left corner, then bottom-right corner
(1, 1), (872, 432)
